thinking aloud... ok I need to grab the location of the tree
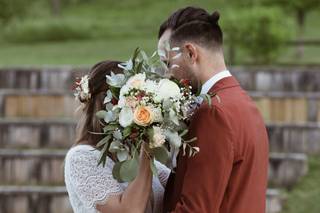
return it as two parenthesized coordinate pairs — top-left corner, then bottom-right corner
(222, 7), (292, 64)
(0, 0), (29, 24)
(263, 0), (320, 58)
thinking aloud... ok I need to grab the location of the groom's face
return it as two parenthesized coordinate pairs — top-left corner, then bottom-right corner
(158, 30), (196, 88)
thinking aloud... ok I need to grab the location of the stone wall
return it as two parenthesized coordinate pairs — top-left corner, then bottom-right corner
(0, 66), (319, 213)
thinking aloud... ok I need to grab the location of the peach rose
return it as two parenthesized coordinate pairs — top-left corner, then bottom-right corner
(133, 106), (153, 126)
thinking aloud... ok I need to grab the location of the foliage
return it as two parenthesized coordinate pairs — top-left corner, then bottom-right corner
(222, 6), (293, 64)
(0, 0), (30, 23)
(2, 19), (92, 43)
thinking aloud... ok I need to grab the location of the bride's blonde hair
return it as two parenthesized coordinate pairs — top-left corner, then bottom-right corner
(75, 60), (122, 147)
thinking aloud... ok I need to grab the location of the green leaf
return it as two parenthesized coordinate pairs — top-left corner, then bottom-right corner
(123, 126), (132, 138)
(131, 47), (140, 68)
(109, 86), (120, 99)
(109, 140), (123, 153)
(200, 94), (212, 106)
(150, 158), (158, 176)
(135, 61), (144, 73)
(117, 150), (129, 162)
(97, 142), (109, 167)
(112, 161), (125, 183)
(147, 127), (154, 140)
(96, 135), (111, 148)
(119, 158), (139, 182)
(96, 110), (107, 119)
(152, 146), (169, 165)
(179, 129), (188, 137)
(103, 124), (118, 132)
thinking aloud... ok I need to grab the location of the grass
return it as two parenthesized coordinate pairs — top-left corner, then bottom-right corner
(282, 156), (320, 213)
(0, 37), (157, 66)
(0, 0), (319, 66)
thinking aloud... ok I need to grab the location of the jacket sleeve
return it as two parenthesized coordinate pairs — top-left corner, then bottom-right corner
(170, 105), (234, 213)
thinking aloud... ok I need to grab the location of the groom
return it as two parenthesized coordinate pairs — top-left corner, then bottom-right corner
(158, 7), (269, 213)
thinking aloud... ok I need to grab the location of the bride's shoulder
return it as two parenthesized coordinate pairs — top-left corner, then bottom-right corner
(65, 144), (100, 165)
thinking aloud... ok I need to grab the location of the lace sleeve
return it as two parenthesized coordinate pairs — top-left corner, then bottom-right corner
(155, 160), (171, 188)
(65, 146), (124, 209)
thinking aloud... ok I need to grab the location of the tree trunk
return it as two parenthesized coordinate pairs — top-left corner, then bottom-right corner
(50, 0), (61, 16)
(296, 9), (305, 59)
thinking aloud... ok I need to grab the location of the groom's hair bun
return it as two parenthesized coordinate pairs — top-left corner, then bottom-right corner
(209, 11), (220, 25)
(159, 7), (223, 51)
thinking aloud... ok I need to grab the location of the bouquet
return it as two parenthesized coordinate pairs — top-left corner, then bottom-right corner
(93, 48), (202, 182)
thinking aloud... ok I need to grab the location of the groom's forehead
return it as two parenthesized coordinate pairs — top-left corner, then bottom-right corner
(158, 29), (172, 51)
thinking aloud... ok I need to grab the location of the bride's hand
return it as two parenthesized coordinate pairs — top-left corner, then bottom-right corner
(138, 142), (152, 173)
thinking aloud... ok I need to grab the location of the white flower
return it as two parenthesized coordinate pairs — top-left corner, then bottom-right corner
(118, 59), (133, 71)
(119, 106), (134, 127)
(164, 130), (181, 148)
(106, 72), (126, 88)
(150, 126), (166, 148)
(156, 79), (181, 101)
(80, 75), (90, 94)
(152, 107), (163, 123)
(103, 90), (113, 104)
(143, 79), (158, 94)
(126, 73), (146, 89)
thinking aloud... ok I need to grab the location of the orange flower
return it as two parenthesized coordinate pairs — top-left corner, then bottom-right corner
(133, 106), (153, 126)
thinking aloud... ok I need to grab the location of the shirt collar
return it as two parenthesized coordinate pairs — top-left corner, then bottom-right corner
(200, 70), (232, 95)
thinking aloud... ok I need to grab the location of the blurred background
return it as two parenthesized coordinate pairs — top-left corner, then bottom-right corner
(0, 0), (319, 213)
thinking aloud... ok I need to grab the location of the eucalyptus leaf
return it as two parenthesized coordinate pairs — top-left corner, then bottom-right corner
(152, 146), (169, 165)
(119, 158), (139, 182)
(112, 161), (125, 183)
(150, 159), (158, 176)
(96, 110), (107, 119)
(103, 124), (118, 133)
(109, 141), (123, 153)
(117, 150), (129, 162)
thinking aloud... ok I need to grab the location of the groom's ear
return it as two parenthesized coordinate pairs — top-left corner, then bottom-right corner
(184, 43), (198, 64)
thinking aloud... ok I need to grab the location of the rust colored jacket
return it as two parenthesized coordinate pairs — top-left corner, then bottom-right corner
(163, 76), (269, 213)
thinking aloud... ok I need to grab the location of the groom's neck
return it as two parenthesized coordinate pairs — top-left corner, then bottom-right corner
(199, 53), (227, 84)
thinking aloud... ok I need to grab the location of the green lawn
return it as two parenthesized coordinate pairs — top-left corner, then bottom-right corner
(0, 0), (319, 66)
(282, 156), (320, 213)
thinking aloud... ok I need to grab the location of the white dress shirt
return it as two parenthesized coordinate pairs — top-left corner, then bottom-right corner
(200, 70), (232, 95)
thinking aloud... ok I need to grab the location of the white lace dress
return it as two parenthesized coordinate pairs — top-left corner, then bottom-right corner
(64, 144), (170, 213)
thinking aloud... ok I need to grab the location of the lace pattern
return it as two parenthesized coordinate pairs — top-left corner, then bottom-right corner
(64, 144), (171, 213)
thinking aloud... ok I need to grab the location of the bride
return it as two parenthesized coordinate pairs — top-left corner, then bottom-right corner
(64, 60), (170, 213)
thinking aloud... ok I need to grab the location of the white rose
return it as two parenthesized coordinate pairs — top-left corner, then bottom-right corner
(150, 126), (166, 148)
(119, 106), (133, 127)
(144, 79), (158, 94)
(156, 79), (181, 101)
(126, 73), (146, 89)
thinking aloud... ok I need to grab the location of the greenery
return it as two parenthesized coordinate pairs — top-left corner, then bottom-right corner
(3, 19), (92, 43)
(223, 6), (293, 64)
(282, 156), (320, 213)
(0, 0), (319, 66)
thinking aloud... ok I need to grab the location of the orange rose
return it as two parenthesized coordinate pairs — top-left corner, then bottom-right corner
(133, 106), (153, 126)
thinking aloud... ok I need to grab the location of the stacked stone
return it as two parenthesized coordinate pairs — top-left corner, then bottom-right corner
(0, 66), (319, 213)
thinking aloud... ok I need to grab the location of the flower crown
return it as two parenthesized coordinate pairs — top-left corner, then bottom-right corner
(73, 75), (91, 102)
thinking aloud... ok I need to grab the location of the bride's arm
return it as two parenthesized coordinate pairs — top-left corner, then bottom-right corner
(96, 149), (152, 213)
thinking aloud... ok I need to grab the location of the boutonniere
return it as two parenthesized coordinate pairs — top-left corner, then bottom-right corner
(209, 92), (221, 103)
(198, 92), (221, 107)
